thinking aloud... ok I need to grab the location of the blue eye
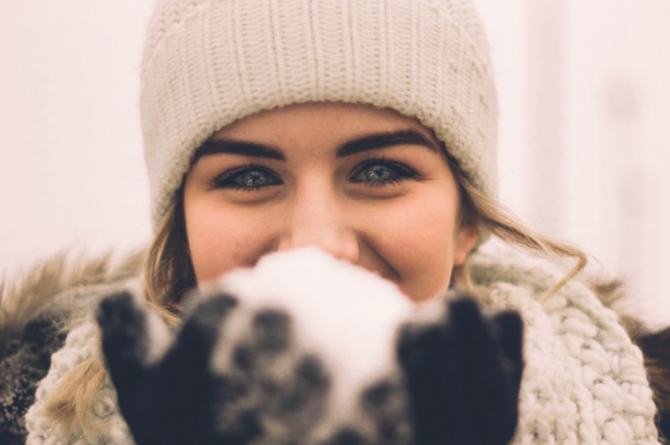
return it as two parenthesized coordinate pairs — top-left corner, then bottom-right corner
(237, 170), (272, 187)
(213, 159), (415, 191)
(350, 159), (416, 186)
(213, 166), (282, 191)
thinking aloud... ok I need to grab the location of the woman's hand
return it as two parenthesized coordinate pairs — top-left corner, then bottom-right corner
(97, 291), (264, 445)
(97, 290), (522, 445)
(397, 298), (524, 445)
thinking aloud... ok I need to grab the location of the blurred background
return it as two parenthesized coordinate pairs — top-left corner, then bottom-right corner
(1, 1), (669, 326)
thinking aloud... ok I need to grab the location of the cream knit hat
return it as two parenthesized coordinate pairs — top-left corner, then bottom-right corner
(141, 0), (499, 228)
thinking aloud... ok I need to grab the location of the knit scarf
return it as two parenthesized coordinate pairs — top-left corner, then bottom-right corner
(24, 241), (660, 445)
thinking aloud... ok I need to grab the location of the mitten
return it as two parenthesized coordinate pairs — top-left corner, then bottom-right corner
(398, 298), (523, 445)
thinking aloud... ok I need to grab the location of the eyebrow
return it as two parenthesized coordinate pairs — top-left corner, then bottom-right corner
(336, 129), (439, 157)
(194, 139), (286, 162)
(193, 129), (439, 163)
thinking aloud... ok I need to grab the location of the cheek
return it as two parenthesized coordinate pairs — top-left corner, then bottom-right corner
(184, 197), (276, 284)
(363, 190), (460, 301)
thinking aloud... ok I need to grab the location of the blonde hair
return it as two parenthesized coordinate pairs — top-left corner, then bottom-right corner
(43, 149), (587, 432)
(143, 186), (193, 325)
(446, 152), (587, 302)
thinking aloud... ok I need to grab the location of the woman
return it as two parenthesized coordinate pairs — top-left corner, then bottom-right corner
(1, 0), (668, 443)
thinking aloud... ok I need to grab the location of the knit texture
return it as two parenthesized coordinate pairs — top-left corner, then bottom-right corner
(25, 321), (134, 445)
(141, 0), (499, 228)
(24, 243), (660, 445)
(471, 242), (660, 444)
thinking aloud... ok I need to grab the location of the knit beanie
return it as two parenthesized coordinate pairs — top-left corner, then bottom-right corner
(141, 0), (499, 228)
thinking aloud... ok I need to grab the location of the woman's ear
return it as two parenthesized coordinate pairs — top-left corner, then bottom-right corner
(453, 225), (479, 267)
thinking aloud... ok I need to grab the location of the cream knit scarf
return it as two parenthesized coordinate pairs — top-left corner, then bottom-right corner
(25, 241), (660, 445)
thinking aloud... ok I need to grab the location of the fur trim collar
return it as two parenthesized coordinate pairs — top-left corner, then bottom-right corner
(1, 251), (144, 344)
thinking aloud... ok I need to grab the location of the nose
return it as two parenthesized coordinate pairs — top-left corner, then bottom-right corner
(276, 177), (359, 263)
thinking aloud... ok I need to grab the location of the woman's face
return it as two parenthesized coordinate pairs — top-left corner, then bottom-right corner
(183, 102), (477, 302)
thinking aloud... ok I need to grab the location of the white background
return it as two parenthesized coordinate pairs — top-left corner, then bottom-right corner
(1, 1), (669, 327)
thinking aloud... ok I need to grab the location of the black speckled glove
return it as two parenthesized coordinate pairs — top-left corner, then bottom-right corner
(97, 289), (522, 445)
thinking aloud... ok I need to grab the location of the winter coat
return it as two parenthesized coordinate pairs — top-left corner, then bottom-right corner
(1, 242), (669, 445)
